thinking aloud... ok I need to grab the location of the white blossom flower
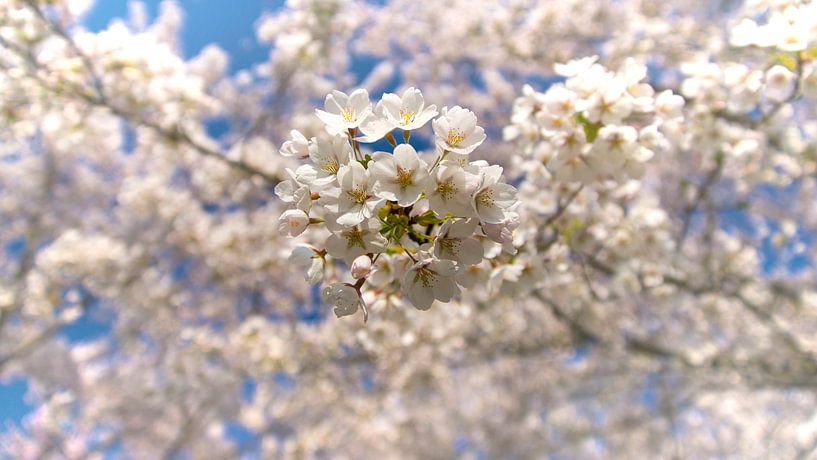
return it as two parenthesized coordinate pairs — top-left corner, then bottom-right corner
(277, 209), (310, 237)
(764, 65), (795, 101)
(433, 219), (483, 265)
(766, 13), (810, 52)
(295, 136), (353, 187)
(322, 283), (360, 318)
(424, 163), (475, 218)
(547, 149), (594, 183)
(615, 145), (655, 181)
(325, 219), (387, 263)
(368, 253), (410, 288)
(432, 106), (486, 154)
(586, 80), (633, 124)
(370, 144), (428, 206)
(488, 261), (527, 296)
(535, 85), (581, 135)
(654, 90), (685, 120)
(380, 87), (438, 131)
(402, 256), (459, 310)
(356, 103), (394, 143)
(588, 125), (639, 174)
(336, 161), (385, 226)
(511, 85), (544, 120)
(472, 165), (517, 224)
(289, 245), (324, 284)
(274, 180), (311, 212)
(315, 89), (372, 133)
(730, 18), (758, 48)
(555, 55), (599, 77)
(279, 129), (310, 158)
(543, 85), (581, 118)
(482, 212), (520, 255)
(721, 64), (763, 113)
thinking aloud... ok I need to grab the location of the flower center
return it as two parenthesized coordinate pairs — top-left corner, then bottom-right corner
(395, 166), (414, 188)
(348, 187), (369, 204)
(320, 158), (339, 174)
(341, 107), (356, 123)
(560, 100), (572, 112)
(414, 266), (437, 288)
(343, 227), (366, 249)
(399, 109), (415, 126)
(435, 178), (458, 200)
(476, 189), (494, 208)
(446, 128), (466, 147)
(438, 237), (461, 256)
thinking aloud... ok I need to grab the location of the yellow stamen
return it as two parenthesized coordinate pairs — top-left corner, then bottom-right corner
(395, 166), (414, 188)
(348, 188), (369, 204)
(341, 108), (355, 123)
(435, 178), (458, 200)
(343, 227), (366, 249)
(320, 158), (339, 174)
(476, 189), (494, 208)
(446, 128), (466, 147)
(438, 237), (461, 257)
(399, 109), (415, 126)
(414, 266), (437, 288)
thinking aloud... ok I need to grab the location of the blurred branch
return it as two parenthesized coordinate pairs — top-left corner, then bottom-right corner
(0, 291), (93, 373)
(538, 185), (584, 252)
(711, 54), (803, 129)
(0, 144), (56, 341)
(576, 249), (817, 388)
(11, 1), (280, 184)
(676, 151), (724, 251)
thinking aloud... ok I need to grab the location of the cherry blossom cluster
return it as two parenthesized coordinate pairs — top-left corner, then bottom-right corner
(730, 1), (817, 53)
(504, 57), (684, 184)
(276, 88), (519, 318)
(4, 0), (817, 457)
(726, 1), (817, 104)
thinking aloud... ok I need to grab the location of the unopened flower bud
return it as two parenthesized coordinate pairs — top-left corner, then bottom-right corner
(351, 255), (373, 279)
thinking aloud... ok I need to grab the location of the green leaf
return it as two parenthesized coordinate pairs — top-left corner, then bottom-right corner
(561, 218), (585, 244)
(358, 154), (372, 169)
(379, 213), (410, 243)
(575, 113), (603, 143)
(414, 210), (444, 226)
(802, 47), (817, 62)
(772, 52), (799, 71)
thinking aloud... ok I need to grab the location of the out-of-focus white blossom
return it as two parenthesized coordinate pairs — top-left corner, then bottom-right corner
(765, 65), (796, 101)
(506, 58), (681, 184)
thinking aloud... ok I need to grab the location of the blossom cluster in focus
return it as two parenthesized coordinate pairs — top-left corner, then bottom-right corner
(276, 88), (519, 318)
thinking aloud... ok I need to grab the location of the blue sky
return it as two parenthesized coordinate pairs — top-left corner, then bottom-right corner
(1, 0), (284, 434)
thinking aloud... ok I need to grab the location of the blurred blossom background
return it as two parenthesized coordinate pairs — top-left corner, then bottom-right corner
(1, 0), (817, 458)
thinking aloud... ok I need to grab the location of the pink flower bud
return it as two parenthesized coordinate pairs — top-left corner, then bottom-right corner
(351, 255), (373, 279)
